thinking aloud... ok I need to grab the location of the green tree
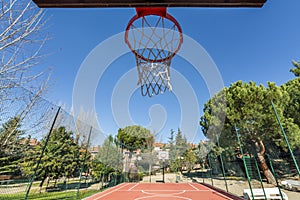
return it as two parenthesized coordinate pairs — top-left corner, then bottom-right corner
(167, 129), (177, 171)
(169, 128), (189, 172)
(117, 125), (153, 155)
(95, 135), (122, 171)
(20, 127), (82, 191)
(90, 159), (105, 180)
(0, 117), (28, 176)
(283, 79), (300, 127)
(283, 61), (300, 128)
(198, 141), (210, 169)
(117, 126), (153, 181)
(200, 81), (300, 184)
(290, 60), (300, 77)
(277, 61), (300, 163)
(175, 128), (188, 157)
(0, 116), (23, 151)
(182, 148), (197, 172)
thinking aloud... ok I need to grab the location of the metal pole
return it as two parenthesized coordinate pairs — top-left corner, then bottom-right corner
(76, 126), (93, 199)
(137, 157), (139, 182)
(149, 146), (152, 183)
(162, 160), (165, 183)
(101, 138), (111, 189)
(124, 149), (128, 182)
(115, 139), (122, 185)
(207, 154), (214, 187)
(271, 101), (300, 177)
(217, 140), (228, 192)
(267, 154), (284, 200)
(234, 124), (254, 200)
(253, 156), (267, 199)
(120, 142), (125, 183)
(24, 106), (61, 200)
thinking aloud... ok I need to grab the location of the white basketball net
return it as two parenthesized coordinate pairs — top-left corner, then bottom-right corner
(126, 13), (182, 97)
(137, 58), (172, 97)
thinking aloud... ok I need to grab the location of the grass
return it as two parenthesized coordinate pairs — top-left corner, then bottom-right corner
(0, 189), (99, 200)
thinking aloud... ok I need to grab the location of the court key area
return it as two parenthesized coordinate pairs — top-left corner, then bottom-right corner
(84, 182), (241, 200)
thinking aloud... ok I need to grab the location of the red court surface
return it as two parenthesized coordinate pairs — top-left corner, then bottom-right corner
(84, 182), (240, 200)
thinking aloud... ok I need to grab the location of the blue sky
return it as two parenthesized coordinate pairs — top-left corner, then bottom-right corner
(39, 0), (300, 144)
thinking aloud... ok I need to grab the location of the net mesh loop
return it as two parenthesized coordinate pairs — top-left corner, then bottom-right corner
(138, 59), (171, 97)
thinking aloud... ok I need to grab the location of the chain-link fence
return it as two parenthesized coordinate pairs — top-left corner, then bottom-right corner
(183, 123), (299, 200)
(1, 86), (299, 200)
(0, 86), (109, 200)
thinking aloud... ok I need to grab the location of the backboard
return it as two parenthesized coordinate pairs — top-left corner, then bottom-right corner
(32, 0), (267, 8)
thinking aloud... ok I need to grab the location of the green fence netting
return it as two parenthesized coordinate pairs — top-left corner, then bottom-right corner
(0, 86), (104, 200)
(1, 86), (299, 200)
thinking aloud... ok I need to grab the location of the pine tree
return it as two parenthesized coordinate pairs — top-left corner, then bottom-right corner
(290, 60), (300, 77)
(20, 126), (83, 190)
(0, 117), (26, 176)
(168, 129), (176, 167)
(200, 80), (300, 184)
(175, 128), (188, 157)
(95, 135), (122, 169)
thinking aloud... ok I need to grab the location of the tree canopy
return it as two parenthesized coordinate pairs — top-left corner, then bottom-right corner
(117, 125), (154, 151)
(0, 117), (28, 176)
(200, 79), (300, 184)
(290, 60), (300, 77)
(20, 126), (84, 188)
(95, 135), (122, 170)
(282, 63), (300, 129)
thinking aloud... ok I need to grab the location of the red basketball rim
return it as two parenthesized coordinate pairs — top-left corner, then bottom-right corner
(125, 7), (183, 63)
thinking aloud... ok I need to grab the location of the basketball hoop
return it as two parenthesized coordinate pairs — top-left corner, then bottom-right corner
(125, 7), (183, 97)
(158, 151), (169, 161)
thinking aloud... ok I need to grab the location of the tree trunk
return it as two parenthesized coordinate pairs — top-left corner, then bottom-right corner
(46, 177), (50, 187)
(38, 174), (47, 193)
(254, 138), (276, 185)
(127, 151), (133, 181)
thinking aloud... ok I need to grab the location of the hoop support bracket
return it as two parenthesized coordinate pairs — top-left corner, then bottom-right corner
(135, 7), (167, 17)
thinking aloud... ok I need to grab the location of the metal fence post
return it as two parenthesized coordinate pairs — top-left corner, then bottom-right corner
(76, 126), (93, 199)
(24, 106), (61, 200)
(217, 140), (228, 192)
(271, 101), (300, 177)
(235, 124), (254, 200)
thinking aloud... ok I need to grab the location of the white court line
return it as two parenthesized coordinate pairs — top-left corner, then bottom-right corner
(82, 183), (127, 200)
(119, 189), (210, 192)
(128, 183), (139, 191)
(141, 190), (186, 195)
(92, 183), (130, 200)
(188, 183), (199, 191)
(135, 195), (192, 200)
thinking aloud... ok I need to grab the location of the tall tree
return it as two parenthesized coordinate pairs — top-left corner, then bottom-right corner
(200, 81), (300, 184)
(0, 116), (23, 153)
(167, 129), (177, 168)
(95, 135), (122, 170)
(175, 128), (188, 157)
(20, 127), (82, 191)
(0, 117), (27, 176)
(290, 60), (300, 77)
(168, 128), (188, 172)
(183, 148), (197, 172)
(283, 60), (300, 127)
(117, 125), (153, 154)
(117, 125), (154, 180)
